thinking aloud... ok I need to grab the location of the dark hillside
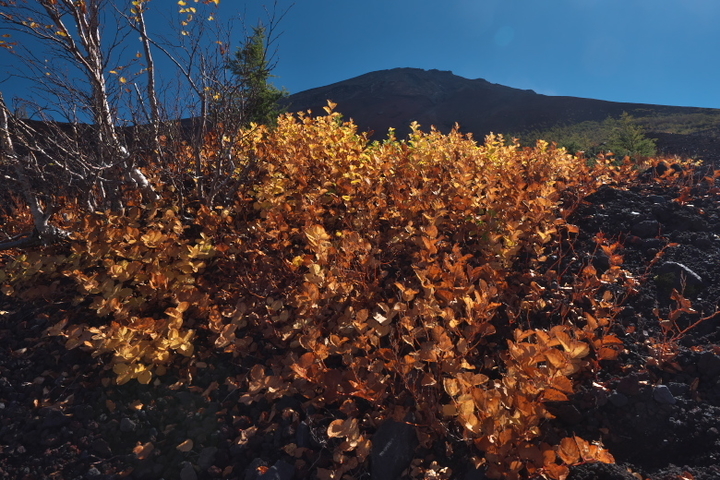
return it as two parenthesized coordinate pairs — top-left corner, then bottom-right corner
(281, 68), (720, 159)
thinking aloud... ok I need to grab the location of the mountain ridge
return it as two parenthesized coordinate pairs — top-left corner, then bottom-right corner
(281, 67), (720, 143)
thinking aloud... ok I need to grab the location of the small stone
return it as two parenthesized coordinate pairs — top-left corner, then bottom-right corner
(648, 195), (668, 204)
(371, 420), (418, 480)
(258, 460), (295, 480)
(555, 404), (582, 425)
(609, 392), (629, 407)
(594, 388), (608, 407)
(245, 459), (268, 480)
(592, 250), (610, 272)
(698, 352), (720, 379)
(617, 376), (641, 396)
(86, 466), (101, 477)
(464, 465), (487, 480)
(667, 382), (689, 397)
(693, 237), (713, 250)
(631, 220), (660, 238)
(120, 417), (136, 432)
(41, 408), (70, 429)
(90, 438), (112, 456)
(180, 463), (198, 480)
(198, 446), (218, 470)
(642, 238), (664, 251)
(653, 385), (677, 405)
(656, 261), (704, 292)
(73, 404), (95, 422)
(295, 421), (311, 448)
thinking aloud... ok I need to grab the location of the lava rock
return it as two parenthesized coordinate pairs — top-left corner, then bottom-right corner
(198, 446), (218, 471)
(555, 404), (583, 425)
(85, 466), (102, 477)
(463, 465), (487, 480)
(693, 236), (714, 250)
(632, 220), (661, 238)
(648, 195), (668, 204)
(616, 376), (641, 397)
(90, 438), (112, 456)
(609, 392), (629, 408)
(244, 459), (268, 480)
(656, 261), (704, 294)
(653, 385), (677, 405)
(371, 420), (418, 480)
(667, 382), (689, 397)
(295, 421), (312, 448)
(180, 463), (198, 480)
(568, 461), (638, 480)
(593, 250), (611, 272)
(41, 408), (71, 429)
(257, 460), (295, 480)
(642, 238), (665, 251)
(73, 404), (95, 422)
(120, 417), (136, 433)
(698, 351), (720, 379)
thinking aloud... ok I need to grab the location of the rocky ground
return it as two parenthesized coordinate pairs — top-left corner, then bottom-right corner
(2, 137), (720, 480)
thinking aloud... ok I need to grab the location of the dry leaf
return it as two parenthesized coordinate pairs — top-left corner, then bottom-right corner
(133, 442), (154, 460)
(176, 439), (193, 452)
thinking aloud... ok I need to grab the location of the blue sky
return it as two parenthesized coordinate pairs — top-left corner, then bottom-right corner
(2, 0), (720, 113)
(259, 0), (720, 109)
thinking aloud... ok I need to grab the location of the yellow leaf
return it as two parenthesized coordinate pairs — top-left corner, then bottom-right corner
(323, 100), (337, 114)
(119, 77), (127, 84)
(327, 418), (359, 440)
(137, 369), (152, 385)
(177, 0), (186, 4)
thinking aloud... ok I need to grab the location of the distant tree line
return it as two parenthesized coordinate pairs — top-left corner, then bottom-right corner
(517, 112), (657, 159)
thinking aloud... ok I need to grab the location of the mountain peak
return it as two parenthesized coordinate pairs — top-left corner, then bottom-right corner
(281, 68), (719, 140)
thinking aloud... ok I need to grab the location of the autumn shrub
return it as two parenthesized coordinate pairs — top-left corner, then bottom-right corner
(0, 104), (690, 479)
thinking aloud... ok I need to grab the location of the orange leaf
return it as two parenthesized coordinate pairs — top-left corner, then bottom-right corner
(541, 388), (569, 402)
(588, 443), (615, 464)
(543, 462), (570, 480)
(133, 442), (154, 460)
(176, 439), (194, 452)
(557, 437), (580, 465)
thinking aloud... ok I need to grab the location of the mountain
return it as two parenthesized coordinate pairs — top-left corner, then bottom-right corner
(281, 68), (720, 151)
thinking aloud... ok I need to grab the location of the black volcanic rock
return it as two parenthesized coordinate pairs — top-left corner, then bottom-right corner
(280, 67), (720, 142)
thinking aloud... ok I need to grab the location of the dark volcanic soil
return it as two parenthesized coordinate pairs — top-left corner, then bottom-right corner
(3, 156), (720, 480)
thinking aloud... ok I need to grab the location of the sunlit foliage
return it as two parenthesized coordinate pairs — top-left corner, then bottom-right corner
(0, 104), (699, 479)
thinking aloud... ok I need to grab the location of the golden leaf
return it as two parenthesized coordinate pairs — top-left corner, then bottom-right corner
(133, 442), (154, 460)
(557, 437), (580, 465)
(176, 439), (194, 452)
(137, 369), (152, 385)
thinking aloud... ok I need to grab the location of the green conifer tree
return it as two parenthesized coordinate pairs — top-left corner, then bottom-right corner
(227, 25), (287, 127)
(606, 112), (657, 158)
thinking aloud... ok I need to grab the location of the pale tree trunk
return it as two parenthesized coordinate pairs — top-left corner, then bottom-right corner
(0, 93), (69, 249)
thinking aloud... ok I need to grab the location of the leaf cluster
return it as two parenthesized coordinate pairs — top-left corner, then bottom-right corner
(0, 105), (700, 478)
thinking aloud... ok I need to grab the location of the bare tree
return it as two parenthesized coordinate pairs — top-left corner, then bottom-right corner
(0, 0), (290, 249)
(0, 0), (159, 222)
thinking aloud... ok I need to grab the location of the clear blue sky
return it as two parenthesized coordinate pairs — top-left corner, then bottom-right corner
(2, 0), (720, 112)
(255, 0), (720, 109)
